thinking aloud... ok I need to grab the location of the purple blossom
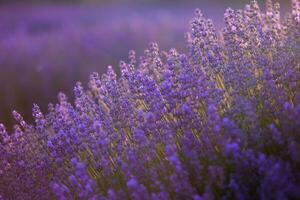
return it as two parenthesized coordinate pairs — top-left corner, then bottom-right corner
(0, 1), (300, 199)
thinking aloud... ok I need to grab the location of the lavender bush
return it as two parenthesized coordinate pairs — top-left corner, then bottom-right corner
(1, 0), (300, 199)
(0, 4), (192, 129)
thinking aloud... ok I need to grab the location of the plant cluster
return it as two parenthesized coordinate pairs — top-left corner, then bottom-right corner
(0, 4), (187, 128)
(0, 0), (300, 199)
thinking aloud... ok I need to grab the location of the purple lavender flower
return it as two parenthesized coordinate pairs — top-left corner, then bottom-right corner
(0, 0), (300, 199)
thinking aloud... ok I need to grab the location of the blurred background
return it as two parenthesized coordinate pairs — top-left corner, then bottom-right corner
(0, 0), (290, 130)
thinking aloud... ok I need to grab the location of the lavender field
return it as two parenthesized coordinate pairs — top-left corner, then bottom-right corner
(0, 0), (289, 128)
(0, 2), (190, 129)
(0, 0), (299, 199)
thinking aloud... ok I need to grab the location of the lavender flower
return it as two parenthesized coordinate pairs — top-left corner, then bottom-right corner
(0, 1), (300, 199)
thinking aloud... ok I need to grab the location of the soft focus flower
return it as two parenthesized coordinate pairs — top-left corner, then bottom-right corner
(0, 1), (299, 199)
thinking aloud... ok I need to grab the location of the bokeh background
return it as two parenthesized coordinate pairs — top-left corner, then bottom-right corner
(0, 0), (290, 130)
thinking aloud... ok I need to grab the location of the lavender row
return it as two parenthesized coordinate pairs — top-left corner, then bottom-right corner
(1, 0), (300, 199)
